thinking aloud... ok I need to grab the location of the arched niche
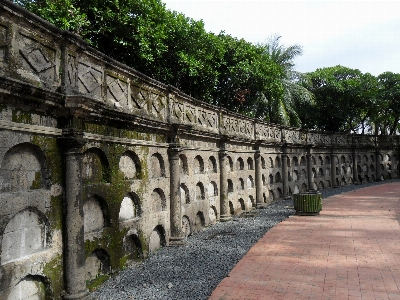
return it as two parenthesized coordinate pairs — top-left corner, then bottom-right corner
(124, 234), (143, 260)
(227, 179), (234, 193)
(208, 181), (218, 196)
(179, 154), (189, 175)
(0, 143), (49, 192)
(194, 155), (204, 174)
(85, 249), (110, 282)
(1, 208), (50, 264)
(84, 196), (110, 237)
(180, 183), (190, 204)
(261, 156), (266, 169)
(318, 156), (323, 165)
(209, 206), (218, 224)
(247, 175), (254, 189)
(195, 182), (205, 200)
(293, 185), (299, 194)
(149, 225), (166, 253)
(119, 150), (141, 179)
(229, 201), (234, 215)
(83, 148), (110, 183)
(275, 156), (281, 168)
(239, 178), (245, 190)
(236, 157), (244, 170)
(274, 172), (281, 183)
(208, 156), (218, 173)
(151, 188), (167, 211)
(194, 211), (205, 232)
(182, 215), (191, 237)
(119, 192), (141, 222)
(238, 198), (246, 212)
(300, 156), (306, 166)
(268, 157), (274, 168)
(293, 170), (298, 182)
(293, 156), (299, 166)
(8, 275), (49, 300)
(227, 156), (234, 172)
(247, 157), (254, 170)
(150, 153), (166, 178)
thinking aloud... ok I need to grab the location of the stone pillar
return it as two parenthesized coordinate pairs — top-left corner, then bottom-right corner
(306, 153), (314, 191)
(281, 151), (289, 198)
(59, 135), (90, 300)
(352, 150), (359, 184)
(219, 150), (231, 221)
(330, 154), (336, 187)
(168, 145), (185, 245)
(376, 151), (382, 181)
(254, 150), (264, 208)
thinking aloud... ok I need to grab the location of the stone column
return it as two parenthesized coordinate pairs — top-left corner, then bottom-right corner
(168, 145), (185, 245)
(352, 150), (359, 184)
(306, 153), (314, 191)
(281, 151), (289, 198)
(59, 135), (90, 300)
(375, 151), (382, 181)
(254, 150), (264, 208)
(219, 150), (231, 221)
(330, 153), (336, 187)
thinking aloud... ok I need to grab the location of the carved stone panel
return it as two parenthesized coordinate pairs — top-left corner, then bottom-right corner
(106, 74), (128, 110)
(18, 31), (58, 85)
(66, 53), (77, 87)
(78, 61), (103, 99)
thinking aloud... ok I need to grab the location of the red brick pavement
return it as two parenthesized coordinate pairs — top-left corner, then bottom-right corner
(209, 182), (400, 300)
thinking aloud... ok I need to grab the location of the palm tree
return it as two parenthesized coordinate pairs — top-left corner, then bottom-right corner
(255, 35), (314, 126)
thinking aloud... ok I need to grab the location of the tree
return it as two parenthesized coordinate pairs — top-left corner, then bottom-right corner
(373, 72), (400, 135)
(254, 35), (314, 126)
(301, 65), (377, 133)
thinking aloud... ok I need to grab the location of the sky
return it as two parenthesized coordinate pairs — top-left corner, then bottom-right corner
(162, 0), (400, 76)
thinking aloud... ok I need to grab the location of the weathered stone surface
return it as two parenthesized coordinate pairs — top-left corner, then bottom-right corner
(0, 1), (399, 299)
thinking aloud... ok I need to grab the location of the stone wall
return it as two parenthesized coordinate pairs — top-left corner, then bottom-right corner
(0, 1), (399, 299)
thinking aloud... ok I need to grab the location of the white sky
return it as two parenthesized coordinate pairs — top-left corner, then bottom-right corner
(162, 0), (400, 76)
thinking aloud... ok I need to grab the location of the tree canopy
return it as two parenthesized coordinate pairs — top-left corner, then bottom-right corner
(11, 0), (400, 134)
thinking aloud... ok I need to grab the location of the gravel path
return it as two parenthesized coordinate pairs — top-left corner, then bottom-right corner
(92, 179), (400, 300)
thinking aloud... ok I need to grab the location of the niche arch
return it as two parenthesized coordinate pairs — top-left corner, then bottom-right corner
(119, 150), (141, 179)
(83, 147), (110, 183)
(1, 208), (50, 264)
(150, 153), (166, 178)
(0, 142), (50, 192)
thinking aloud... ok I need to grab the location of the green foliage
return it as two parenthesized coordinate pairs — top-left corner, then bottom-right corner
(374, 72), (400, 135)
(300, 65), (378, 133)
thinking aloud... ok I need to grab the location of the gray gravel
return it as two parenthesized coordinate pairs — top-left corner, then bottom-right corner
(92, 179), (400, 300)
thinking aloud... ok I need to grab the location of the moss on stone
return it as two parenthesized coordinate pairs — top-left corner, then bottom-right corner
(32, 135), (63, 185)
(42, 254), (63, 300)
(12, 109), (32, 124)
(30, 171), (42, 189)
(86, 274), (110, 292)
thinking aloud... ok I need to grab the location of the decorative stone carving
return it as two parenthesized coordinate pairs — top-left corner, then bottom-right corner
(78, 60), (103, 98)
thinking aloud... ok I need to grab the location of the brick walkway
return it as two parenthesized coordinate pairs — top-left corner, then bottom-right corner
(209, 182), (400, 300)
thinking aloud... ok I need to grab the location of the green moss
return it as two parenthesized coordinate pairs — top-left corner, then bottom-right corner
(12, 109), (32, 124)
(30, 171), (42, 189)
(49, 195), (63, 231)
(86, 274), (110, 292)
(42, 254), (63, 300)
(83, 122), (164, 143)
(32, 135), (63, 185)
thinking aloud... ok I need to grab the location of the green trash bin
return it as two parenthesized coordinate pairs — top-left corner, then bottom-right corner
(293, 191), (322, 215)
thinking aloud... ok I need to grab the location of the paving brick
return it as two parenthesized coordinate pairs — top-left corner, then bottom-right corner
(209, 182), (400, 300)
